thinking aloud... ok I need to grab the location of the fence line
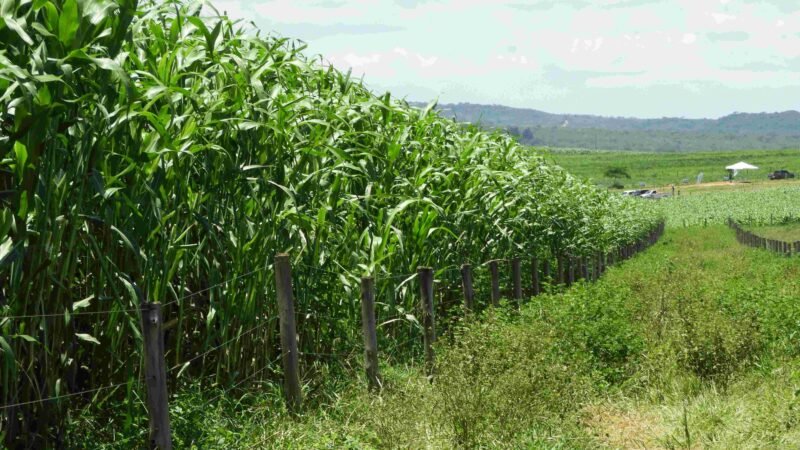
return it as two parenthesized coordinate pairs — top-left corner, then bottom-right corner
(1, 220), (666, 448)
(167, 318), (276, 375)
(727, 218), (800, 256)
(0, 264), (272, 322)
(0, 380), (134, 411)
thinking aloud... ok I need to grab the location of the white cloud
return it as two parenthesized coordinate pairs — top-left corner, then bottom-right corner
(711, 12), (736, 24)
(343, 53), (381, 67)
(213, 0), (800, 117)
(416, 54), (438, 67)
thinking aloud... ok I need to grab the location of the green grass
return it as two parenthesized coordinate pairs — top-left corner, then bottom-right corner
(745, 223), (800, 242)
(545, 148), (800, 188)
(67, 224), (800, 448)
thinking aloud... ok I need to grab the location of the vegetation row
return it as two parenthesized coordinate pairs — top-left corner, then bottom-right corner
(0, 0), (659, 444)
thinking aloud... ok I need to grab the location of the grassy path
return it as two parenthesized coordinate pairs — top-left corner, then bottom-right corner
(70, 226), (800, 448)
(583, 226), (800, 449)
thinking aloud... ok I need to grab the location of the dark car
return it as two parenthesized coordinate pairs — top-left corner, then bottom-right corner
(768, 170), (795, 180)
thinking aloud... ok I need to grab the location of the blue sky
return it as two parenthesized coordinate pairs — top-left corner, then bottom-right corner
(208, 0), (800, 118)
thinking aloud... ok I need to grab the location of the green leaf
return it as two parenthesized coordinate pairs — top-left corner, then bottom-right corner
(206, 307), (216, 327)
(3, 17), (34, 46)
(58, 0), (80, 47)
(110, 225), (139, 255)
(176, 361), (191, 378)
(76, 333), (100, 345)
(13, 141), (27, 179)
(73, 295), (94, 311)
(0, 0), (14, 17)
(0, 238), (11, 263)
(31, 22), (55, 37)
(33, 74), (62, 83)
(0, 336), (15, 373)
(17, 194), (27, 219)
(36, 84), (51, 105)
(13, 334), (38, 343)
(118, 276), (140, 306)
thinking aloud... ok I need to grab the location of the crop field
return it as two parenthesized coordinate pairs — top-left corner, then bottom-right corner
(547, 148), (800, 189)
(0, 0), (660, 446)
(2, 0), (798, 448)
(67, 217), (800, 449)
(653, 185), (800, 227)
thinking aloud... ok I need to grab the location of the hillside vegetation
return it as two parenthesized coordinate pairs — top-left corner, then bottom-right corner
(428, 103), (800, 152)
(0, 0), (659, 445)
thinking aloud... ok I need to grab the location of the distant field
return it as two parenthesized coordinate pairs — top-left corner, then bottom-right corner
(544, 148), (800, 189)
(653, 184), (800, 227)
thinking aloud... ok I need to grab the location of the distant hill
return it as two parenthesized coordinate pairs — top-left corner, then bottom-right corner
(419, 102), (800, 152)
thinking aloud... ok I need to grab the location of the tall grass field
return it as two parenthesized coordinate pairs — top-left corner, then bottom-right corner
(0, 0), (659, 446)
(2, 0), (797, 448)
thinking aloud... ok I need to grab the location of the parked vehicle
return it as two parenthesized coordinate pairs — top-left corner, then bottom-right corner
(622, 189), (646, 196)
(622, 189), (661, 198)
(639, 190), (658, 198)
(768, 170), (795, 180)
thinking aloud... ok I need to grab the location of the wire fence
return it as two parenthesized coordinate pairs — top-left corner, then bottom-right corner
(0, 220), (667, 447)
(728, 218), (800, 256)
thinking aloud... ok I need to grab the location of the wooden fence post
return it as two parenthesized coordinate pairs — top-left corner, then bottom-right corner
(418, 267), (436, 378)
(542, 258), (551, 287)
(556, 254), (564, 285)
(489, 260), (501, 306)
(141, 302), (172, 450)
(530, 256), (540, 296)
(567, 256), (575, 286)
(580, 256), (589, 280)
(360, 277), (380, 392)
(461, 264), (474, 312)
(594, 252), (600, 276)
(275, 254), (302, 413)
(511, 257), (522, 307)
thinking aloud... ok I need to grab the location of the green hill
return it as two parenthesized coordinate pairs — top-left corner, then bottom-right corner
(424, 103), (800, 152)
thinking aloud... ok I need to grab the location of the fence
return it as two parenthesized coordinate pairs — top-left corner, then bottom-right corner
(728, 218), (800, 256)
(1, 220), (665, 448)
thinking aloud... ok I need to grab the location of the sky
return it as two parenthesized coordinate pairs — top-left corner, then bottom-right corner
(208, 0), (800, 119)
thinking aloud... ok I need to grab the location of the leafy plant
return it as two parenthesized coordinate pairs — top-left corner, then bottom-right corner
(0, 0), (659, 444)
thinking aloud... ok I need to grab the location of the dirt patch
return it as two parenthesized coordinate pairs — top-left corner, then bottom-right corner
(583, 404), (668, 449)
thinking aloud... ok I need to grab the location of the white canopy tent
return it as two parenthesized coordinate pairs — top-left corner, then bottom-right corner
(725, 161), (758, 171)
(725, 161), (758, 180)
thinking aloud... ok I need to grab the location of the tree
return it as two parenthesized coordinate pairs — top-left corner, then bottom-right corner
(604, 166), (631, 179)
(522, 128), (534, 142)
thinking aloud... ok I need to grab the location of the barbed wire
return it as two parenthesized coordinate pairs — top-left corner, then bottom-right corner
(1, 250), (622, 322)
(299, 350), (353, 358)
(168, 317), (276, 375)
(195, 354), (283, 410)
(0, 264), (272, 321)
(0, 379), (133, 411)
(294, 262), (352, 279)
(162, 263), (272, 308)
(0, 306), (142, 321)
